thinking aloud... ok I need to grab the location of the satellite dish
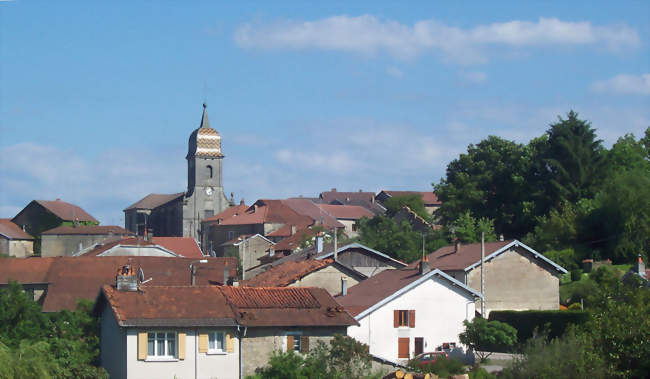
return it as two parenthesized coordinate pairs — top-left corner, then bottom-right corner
(137, 267), (145, 283)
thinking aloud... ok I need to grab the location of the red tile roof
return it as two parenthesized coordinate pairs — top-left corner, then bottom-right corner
(217, 200), (313, 227)
(318, 204), (374, 220)
(282, 199), (344, 228)
(0, 219), (33, 240)
(272, 227), (315, 251)
(100, 285), (357, 327)
(320, 191), (375, 204)
(0, 256), (237, 312)
(243, 259), (333, 287)
(151, 237), (203, 258)
(124, 193), (184, 211)
(42, 225), (132, 235)
(33, 200), (98, 223)
(380, 191), (441, 205)
(336, 267), (430, 316)
(203, 203), (249, 224)
(411, 241), (512, 271)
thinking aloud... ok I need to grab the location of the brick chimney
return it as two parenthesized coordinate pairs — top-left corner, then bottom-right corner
(116, 265), (137, 291)
(419, 255), (431, 275)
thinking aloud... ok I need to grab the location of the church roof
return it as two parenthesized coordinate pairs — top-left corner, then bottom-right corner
(187, 103), (224, 159)
(124, 192), (184, 211)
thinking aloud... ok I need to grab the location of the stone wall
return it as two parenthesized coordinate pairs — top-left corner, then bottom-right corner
(0, 238), (33, 257)
(41, 233), (115, 257)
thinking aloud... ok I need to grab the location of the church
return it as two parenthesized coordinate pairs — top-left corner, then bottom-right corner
(124, 104), (233, 240)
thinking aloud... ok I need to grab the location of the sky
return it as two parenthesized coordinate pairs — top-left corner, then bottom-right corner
(1, 1), (649, 225)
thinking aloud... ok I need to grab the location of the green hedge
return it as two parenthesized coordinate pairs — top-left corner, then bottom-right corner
(488, 310), (589, 343)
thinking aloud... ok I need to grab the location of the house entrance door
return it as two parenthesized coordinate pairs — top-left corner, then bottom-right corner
(414, 337), (424, 356)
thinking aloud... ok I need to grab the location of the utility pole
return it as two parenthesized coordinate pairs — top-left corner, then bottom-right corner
(481, 232), (486, 317)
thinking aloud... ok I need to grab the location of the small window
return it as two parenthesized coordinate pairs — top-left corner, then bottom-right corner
(398, 310), (409, 327)
(206, 165), (213, 178)
(227, 231), (236, 240)
(286, 332), (303, 353)
(208, 332), (225, 353)
(204, 210), (214, 218)
(147, 332), (176, 358)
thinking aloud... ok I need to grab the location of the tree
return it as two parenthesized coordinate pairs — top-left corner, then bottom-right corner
(384, 194), (430, 221)
(451, 211), (496, 243)
(434, 136), (533, 237)
(458, 318), (517, 363)
(0, 281), (50, 346)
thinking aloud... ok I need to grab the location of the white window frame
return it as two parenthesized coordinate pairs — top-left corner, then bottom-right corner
(208, 331), (226, 354)
(286, 331), (303, 353)
(146, 331), (178, 361)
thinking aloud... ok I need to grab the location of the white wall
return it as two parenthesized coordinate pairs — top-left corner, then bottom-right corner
(124, 327), (239, 379)
(347, 276), (475, 363)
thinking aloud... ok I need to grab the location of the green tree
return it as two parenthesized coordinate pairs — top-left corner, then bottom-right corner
(434, 136), (532, 237)
(0, 281), (50, 346)
(0, 340), (59, 379)
(451, 211), (496, 243)
(384, 194), (430, 221)
(458, 318), (517, 363)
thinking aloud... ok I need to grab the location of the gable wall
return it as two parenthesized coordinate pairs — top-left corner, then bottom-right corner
(347, 276), (475, 363)
(466, 246), (559, 316)
(337, 248), (401, 277)
(239, 237), (274, 273)
(289, 265), (361, 296)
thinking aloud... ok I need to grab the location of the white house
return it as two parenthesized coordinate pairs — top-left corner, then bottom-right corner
(93, 265), (357, 379)
(337, 259), (481, 363)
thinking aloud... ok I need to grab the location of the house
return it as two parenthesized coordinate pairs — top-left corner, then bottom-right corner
(123, 104), (234, 240)
(282, 198), (344, 230)
(375, 190), (442, 216)
(202, 199), (313, 253)
(418, 239), (567, 316)
(337, 259), (481, 363)
(12, 199), (98, 254)
(0, 218), (34, 257)
(219, 234), (275, 275)
(319, 189), (386, 215)
(93, 273), (357, 379)
(243, 258), (367, 296)
(75, 236), (204, 258)
(0, 256), (236, 311)
(316, 204), (374, 237)
(40, 225), (133, 257)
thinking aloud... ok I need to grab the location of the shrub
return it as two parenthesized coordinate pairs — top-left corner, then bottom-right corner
(488, 310), (589, 345)
(570, 268), (583, 281)
(408, 356), (465, 377)
(458, 318), (517, 361)
(468, 366), (496, 379)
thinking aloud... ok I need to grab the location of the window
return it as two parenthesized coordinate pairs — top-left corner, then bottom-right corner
(208, 332), (225, 353)
(206, 165), (213, 178)
(227, 231), (236, 240)
(147, 332), (176, 358)
(286, 332), (309, 353)
(393, 310), (415, 328)
(204, 210), (214, 218)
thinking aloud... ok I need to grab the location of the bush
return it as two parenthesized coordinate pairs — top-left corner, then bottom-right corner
(408, 356), (465, 377)
(488, 310), (589, 345)
(468, 366), (496, 379)
(570, 268), (583, 281)
(458, 318), (517, 361)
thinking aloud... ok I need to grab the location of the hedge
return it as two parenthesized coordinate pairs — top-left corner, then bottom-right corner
(488, 310), (589, 344)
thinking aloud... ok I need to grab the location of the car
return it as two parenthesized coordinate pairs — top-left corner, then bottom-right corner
(415, 351), (448, 367)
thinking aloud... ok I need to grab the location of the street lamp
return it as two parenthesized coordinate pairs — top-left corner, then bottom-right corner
(190, 259), (208, 286)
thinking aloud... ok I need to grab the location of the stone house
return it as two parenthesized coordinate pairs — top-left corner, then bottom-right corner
(418, 239), (567, 316)
(219, 234), (274, 276)
(243, 258), (367, 296)
(41, 225), (133, 257)
(316, 204), (374, 237)
(93, 277), (357, 379)
(337, 259), (481, 363)
(0, 218), (34, 257)
(12, 199), (98, 254)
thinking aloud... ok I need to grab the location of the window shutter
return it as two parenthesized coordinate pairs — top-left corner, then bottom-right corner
(226, 333), (235, 353)
(300, 336), (309, 353)
(198, 333), (208, 353)
(286, 335), (294, 352)
(178, 332), (186, 360)
(393, 310), (399, 328)
(137, 332), (147, 360)
(409, 310), (415, 328)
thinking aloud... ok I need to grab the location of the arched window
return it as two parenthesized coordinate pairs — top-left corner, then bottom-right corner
(206, 165), (213, 178)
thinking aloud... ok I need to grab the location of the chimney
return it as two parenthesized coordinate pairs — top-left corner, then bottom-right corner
(116, 265), (138, 291)
(291, 225), (296, 236)
(269, 247), (275, 257)
(499, 234), (504, 242)
(331, 188), (336, 192)
(253, 204), (258, 213)
(316, 232), (324, 254)
(635, 255), (645, 277)
(419, 256), (431, 275)
(240, 199), (245, 206)
(341, 276), (348, 296)
(224, 266), (230, 285)
(454, 239), (461, 253)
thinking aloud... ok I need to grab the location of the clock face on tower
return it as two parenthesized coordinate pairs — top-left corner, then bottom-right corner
(205, 187), (213, 196)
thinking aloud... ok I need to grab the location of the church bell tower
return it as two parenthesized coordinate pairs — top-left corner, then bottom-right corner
(183, 103), (230, 239)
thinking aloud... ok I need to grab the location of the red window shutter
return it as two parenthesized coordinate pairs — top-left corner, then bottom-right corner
(393, 310), (399, 328)
(398, 337), (410, 359)
(409, 310), (415, 328)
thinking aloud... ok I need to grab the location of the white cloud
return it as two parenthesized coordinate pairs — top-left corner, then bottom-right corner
(458, 70), (487, 84)
(591, 74), (650, 95)
(234, 15), (640, 63)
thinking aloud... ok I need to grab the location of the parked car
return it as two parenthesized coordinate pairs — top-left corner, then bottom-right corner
(414, 351), (448, 367)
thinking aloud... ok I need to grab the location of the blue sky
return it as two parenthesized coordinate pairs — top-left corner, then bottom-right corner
(1, 1), (649, 225)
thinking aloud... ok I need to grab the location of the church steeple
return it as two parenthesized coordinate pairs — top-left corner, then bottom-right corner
(199, 102), (210, 129)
